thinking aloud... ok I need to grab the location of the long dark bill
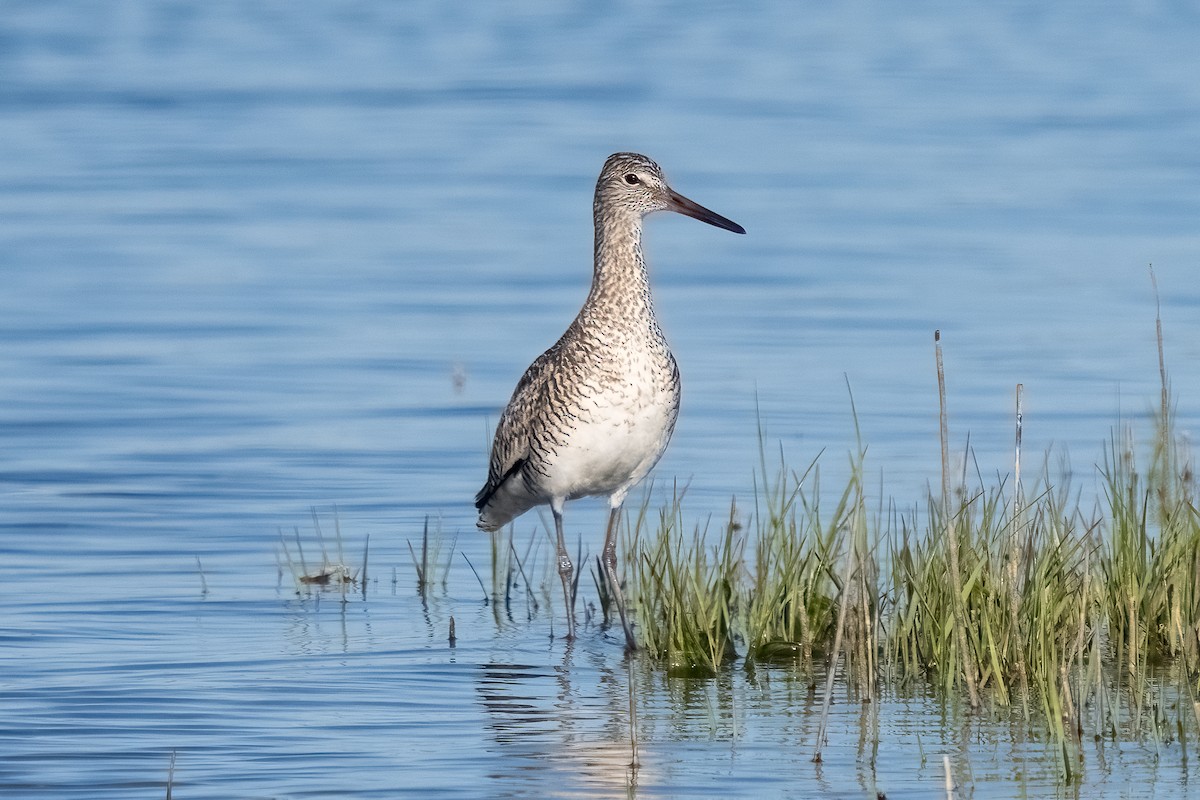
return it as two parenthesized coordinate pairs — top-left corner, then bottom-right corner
(667, 189), (746, 234)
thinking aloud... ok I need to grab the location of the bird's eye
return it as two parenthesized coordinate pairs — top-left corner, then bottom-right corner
(623, 174), (640, 185)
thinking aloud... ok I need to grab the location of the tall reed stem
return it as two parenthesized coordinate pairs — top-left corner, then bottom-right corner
(1008, 384), (1029, 700)
(936, 330), (979, 708)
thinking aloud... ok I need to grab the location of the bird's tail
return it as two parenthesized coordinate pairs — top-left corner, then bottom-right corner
(475, 460), (533, 532)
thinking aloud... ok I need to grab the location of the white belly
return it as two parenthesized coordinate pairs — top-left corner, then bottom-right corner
(542, 387), (678, 504)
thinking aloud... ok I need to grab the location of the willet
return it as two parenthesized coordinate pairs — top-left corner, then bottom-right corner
(475, 152), (745, 649)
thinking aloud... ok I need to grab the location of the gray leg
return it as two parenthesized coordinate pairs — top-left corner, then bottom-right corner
(602, 506), (636, 650)
(552, 505), (576, 640)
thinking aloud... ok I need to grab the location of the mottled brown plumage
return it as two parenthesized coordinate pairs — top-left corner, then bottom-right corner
(475, 152), (745, 647)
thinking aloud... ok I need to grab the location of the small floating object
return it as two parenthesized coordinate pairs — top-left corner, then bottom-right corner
(297, 563), (354, 585)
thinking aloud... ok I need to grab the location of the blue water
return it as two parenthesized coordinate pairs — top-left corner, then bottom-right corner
(2, 3), (1199, 798)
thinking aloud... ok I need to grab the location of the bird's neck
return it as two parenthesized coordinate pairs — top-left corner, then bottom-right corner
(587, 207), (653, 317)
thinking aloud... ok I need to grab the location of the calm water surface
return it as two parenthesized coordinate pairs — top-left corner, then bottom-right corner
(2, 3), (1199, 798)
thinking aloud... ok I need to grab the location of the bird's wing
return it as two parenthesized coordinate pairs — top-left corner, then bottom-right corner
(474, 346), (557, 511)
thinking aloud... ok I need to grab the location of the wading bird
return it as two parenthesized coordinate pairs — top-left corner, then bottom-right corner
(475, 152), (745, 649)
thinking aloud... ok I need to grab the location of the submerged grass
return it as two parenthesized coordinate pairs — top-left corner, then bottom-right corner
(618, 331), (1200, 755)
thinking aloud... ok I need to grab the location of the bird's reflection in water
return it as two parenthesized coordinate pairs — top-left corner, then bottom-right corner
(475, 646), (643, 797)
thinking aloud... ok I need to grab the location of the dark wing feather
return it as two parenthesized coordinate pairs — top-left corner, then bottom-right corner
(474, 343), (561, 511)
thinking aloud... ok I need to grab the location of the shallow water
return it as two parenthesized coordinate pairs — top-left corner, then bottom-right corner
(2, 2), (1199, 798)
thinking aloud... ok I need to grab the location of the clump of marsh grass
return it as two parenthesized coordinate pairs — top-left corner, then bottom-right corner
(883, 310), (1197, 763)
(742, 453), (841, 666)
(888, 456), (1093, 727)
(630, 488), (742, 675)
(1099, 417), (1200, 679)
(1093, 283), (1200, 734)
(626, 402), (883, 688)
(743, 420), (880, 705)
